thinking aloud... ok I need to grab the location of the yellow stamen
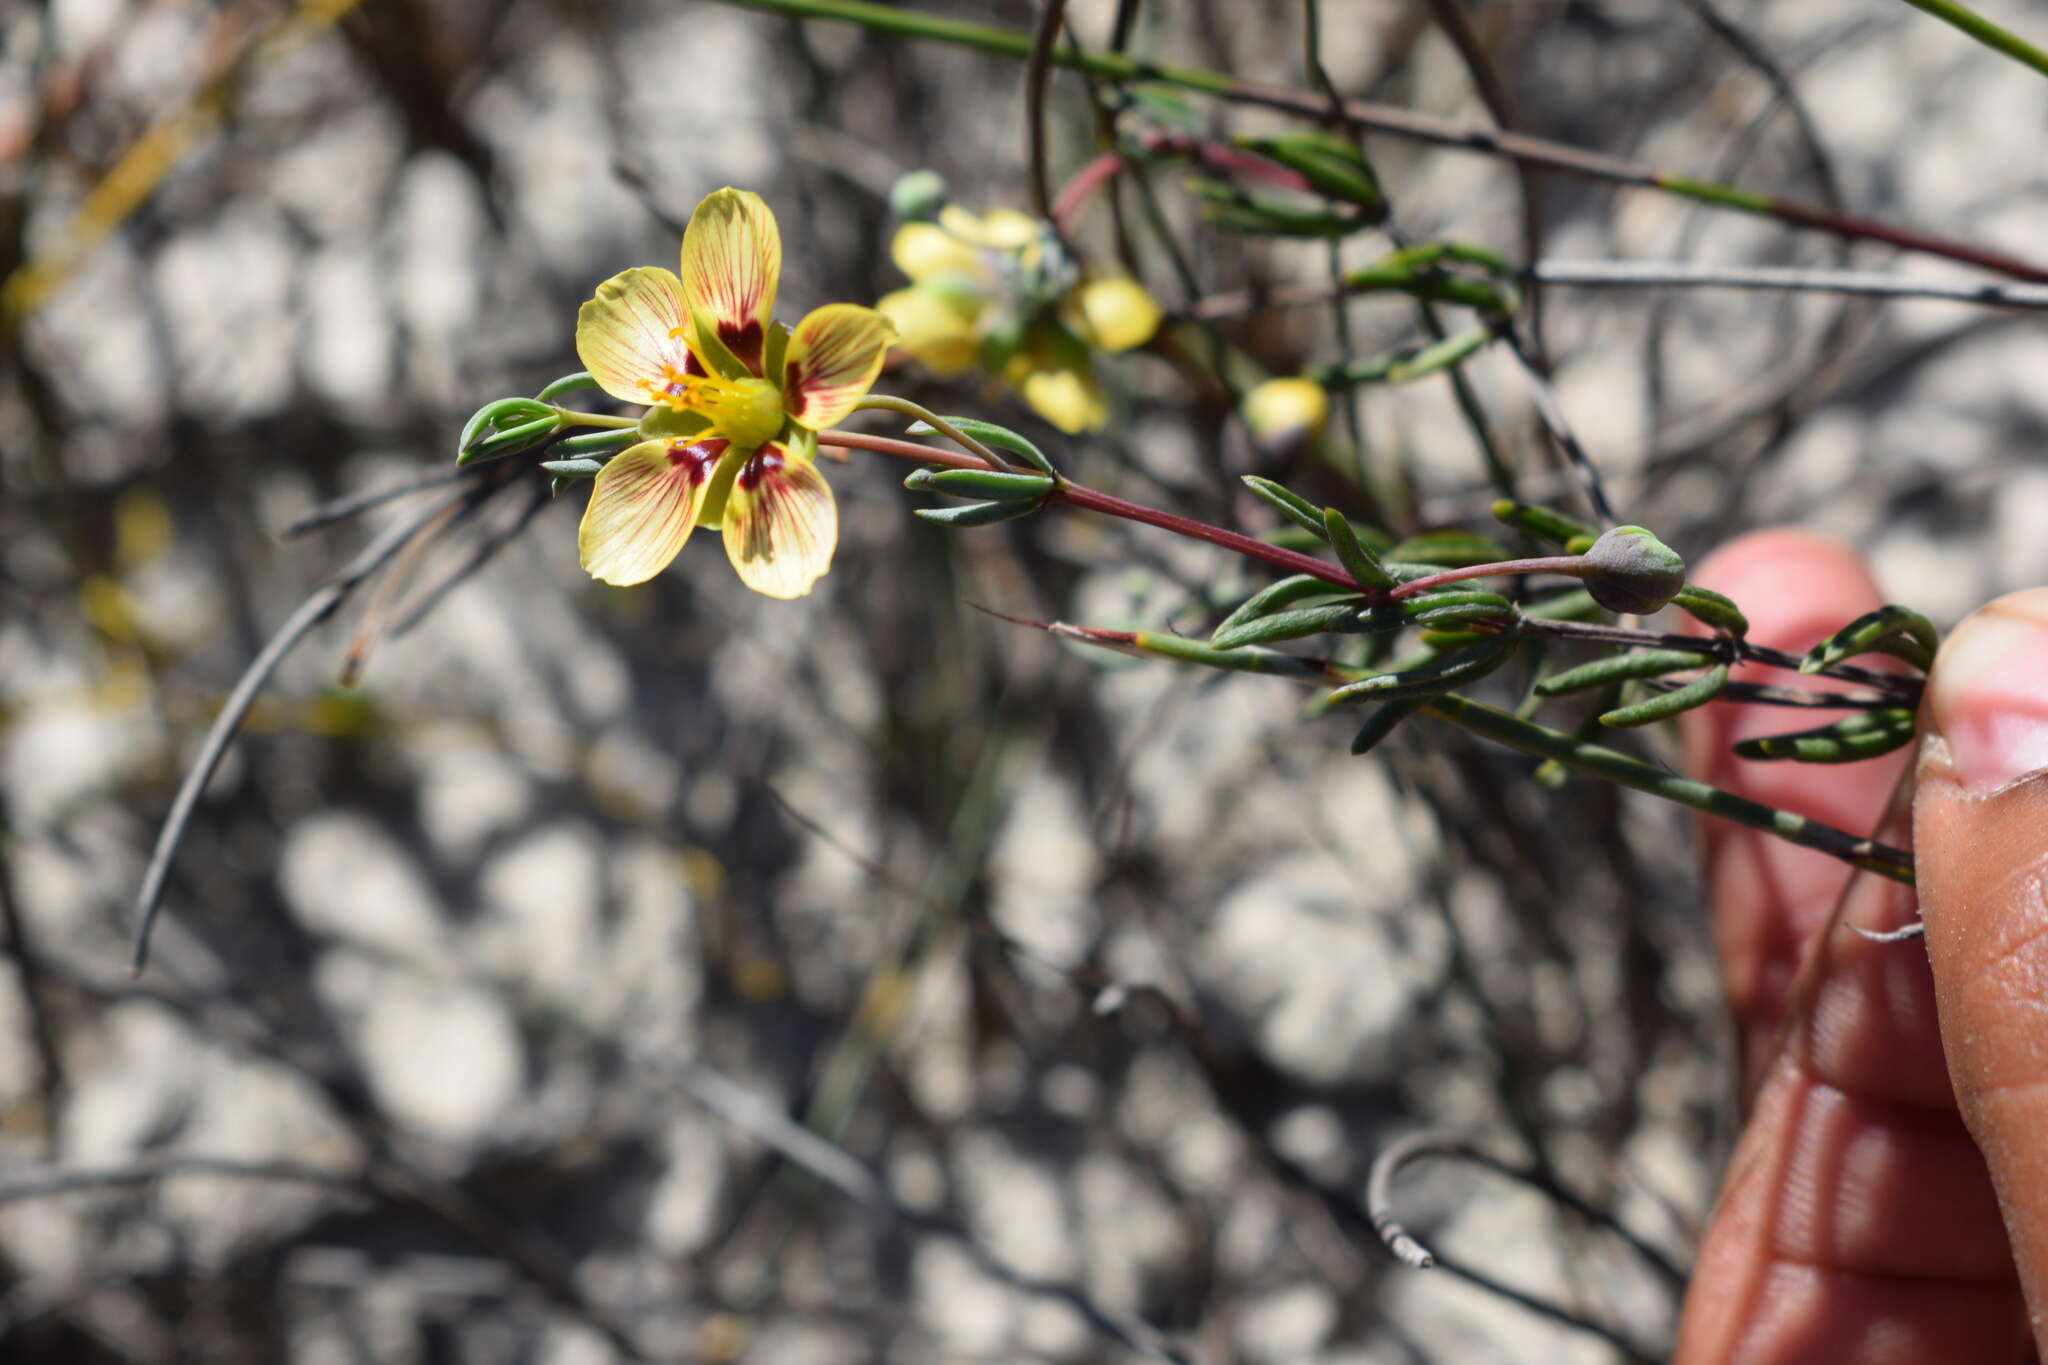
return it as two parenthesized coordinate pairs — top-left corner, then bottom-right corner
(642, 362), (785, 450)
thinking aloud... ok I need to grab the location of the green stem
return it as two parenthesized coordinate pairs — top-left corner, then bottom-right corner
(712, 0), (2048, 283)
(551, 409), (637, 429)
(854, 395), (1016, 473)
(1420, 691), (1913, 883)
(1896, 0), (2048, 81)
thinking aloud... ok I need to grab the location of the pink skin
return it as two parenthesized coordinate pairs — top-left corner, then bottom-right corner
(1672, 531), (2029, 1363)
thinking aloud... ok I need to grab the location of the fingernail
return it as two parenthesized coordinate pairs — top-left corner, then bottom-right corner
(1926, 588), (2048, 793)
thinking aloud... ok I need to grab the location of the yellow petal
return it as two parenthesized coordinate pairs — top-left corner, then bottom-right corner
(722, 440), (838, 599)
(578, 437), (730, 586)
(940, 205), (1038, 251)
(877, 287), (978, 377)
(1070, 277), (1162, 353)
(1019, 365), (1106, 434)
(575, 268), (695, 406)
(890, 223), (987, 287)
(781, 303), (896, 429)
(682, 188), (781, 375)
(1241, 377), (1330, 454)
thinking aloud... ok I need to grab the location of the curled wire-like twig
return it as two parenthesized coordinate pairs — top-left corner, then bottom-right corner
(1025, 0), (1071, 222)
(1368, 1131), (1682, 1361)
(1369, 1129), (1683, 1280)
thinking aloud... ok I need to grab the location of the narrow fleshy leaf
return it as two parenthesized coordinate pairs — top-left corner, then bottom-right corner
(1733, 709), (1919, 763)
(578, 437), (729, 586)
(1211, 574), (1357, 644)
(722, 442), (838, 599)
(1599, 665), (1730, 728)
(1240, 476), (1329, 540)
(1325, 633), (1517, 705)
(1798, 605), (1939, 674)
(535, 371), (599, 401)
(575, 268), (695, 406)
(462, 415), (559, 466)
(1672, 584), (1749, 638)
(1492, 499), (1597, 547)
(1211, 603), (1359, 651)
(909, 468), (1056, 501)
(914, 500), (1038, 527)
(1351, 698), (1425, 755)
(681, 188), (781, 374)
(1323, 508), (1396, 589)
(552, 428), (640, 458)
(1534, 648), (1717, 698)
(782, 304), (896, 429)
(905, 417), (1058, 476)
(1356, 591), (1511, 634)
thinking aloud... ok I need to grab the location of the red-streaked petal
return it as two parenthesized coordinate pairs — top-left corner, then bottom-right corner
(578, 437), (729, 586)
(781, 304), (895, 430)
(575, 268), (695, 405)
(681, 188), (780, 375)
(721, 442), (838, 599)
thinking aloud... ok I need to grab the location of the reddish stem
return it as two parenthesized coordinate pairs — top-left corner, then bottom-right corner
(1049, 132), (1312, 234)
(1387, 557), (1586, 601)
(824, 428), (1360, 589)
(824, 431), (1612, 602)
(1052, 151), (1127, 233)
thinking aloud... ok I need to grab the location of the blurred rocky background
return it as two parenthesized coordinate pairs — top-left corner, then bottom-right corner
(3, 0), (2045, 1360)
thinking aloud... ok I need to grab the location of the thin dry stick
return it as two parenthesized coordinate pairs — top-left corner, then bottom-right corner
(0, 1155), (369, 1208)
(1533, 258), (2048, 308)
(1495, 323), (1617, 526)
(712, 0), (2048, 282)
(130, 481), (482, 973)
(655, 1055), (1192, 1365)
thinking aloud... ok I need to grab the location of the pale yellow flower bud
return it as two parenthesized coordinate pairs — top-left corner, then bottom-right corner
(1241, 377), (1330, 454)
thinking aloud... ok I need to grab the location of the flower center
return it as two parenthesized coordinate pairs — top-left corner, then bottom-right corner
(670, 373), (784, 449)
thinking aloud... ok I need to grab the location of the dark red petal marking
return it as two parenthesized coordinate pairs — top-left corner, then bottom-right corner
(721, 320), (765, 375)
(668, 437), (729, 481)
(737, 443), (787, 491)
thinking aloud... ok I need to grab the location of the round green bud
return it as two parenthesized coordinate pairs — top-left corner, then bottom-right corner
(1581, 525), (1686, 615)
(889, 169), (950, 223)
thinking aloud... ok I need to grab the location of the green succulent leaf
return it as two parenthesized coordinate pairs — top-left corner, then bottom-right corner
(1350, 697), (1426, 755)
(1492, 499), (1599, 548)
(1598, 664), (1730, 728)
(905, 417), (1058, 476)
(1211, 574), (1361, 645)
(1211, 603), (1361, 650)
(1326, 632), (1517, 705)
(1535, 648), (1718, 697)
(1799, 606), (1939, 675)
(914, 500), (1039, 528)
(1241, 476), (1331, 540)
(1733, 708), (1919, 763)
(1672, 584), (1750, 638)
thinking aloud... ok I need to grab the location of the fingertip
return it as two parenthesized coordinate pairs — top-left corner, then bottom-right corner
(1914, 586), (2048, 1350)
(1687, 529), (1887, 668)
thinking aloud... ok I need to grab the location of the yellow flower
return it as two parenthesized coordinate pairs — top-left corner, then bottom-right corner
(875, 206), (1161, 435)
(1241, 377), (1330, 457)
(575, 188), (896, 598)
